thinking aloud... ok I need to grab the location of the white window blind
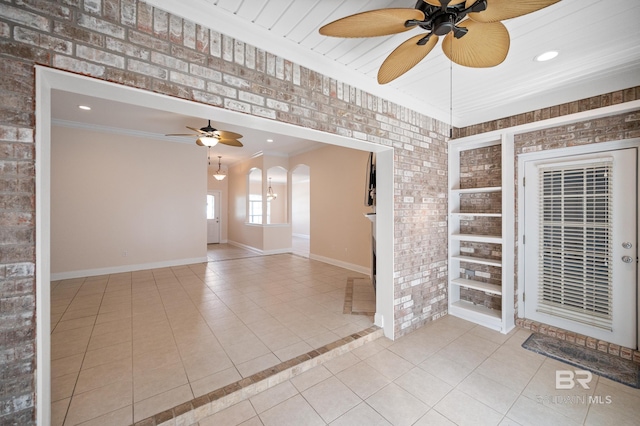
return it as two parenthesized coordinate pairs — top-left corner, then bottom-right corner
(537, 159), (613, 330)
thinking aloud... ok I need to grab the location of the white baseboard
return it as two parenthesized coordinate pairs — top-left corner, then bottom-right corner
(216, 240), (368, 274)
(292, 233), (310, 239)
(309, 253), (370, 275)
(51, 257), (208, 281)
(375, 313), (384, 329)
(226, 240), (264, 254)
(263, 248), (293, 255)
(226, 240), (292, 256)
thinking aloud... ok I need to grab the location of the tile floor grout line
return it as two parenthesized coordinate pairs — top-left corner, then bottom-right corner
(62, 275), (104, 426)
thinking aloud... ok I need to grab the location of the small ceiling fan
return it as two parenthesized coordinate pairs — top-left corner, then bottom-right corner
(166, 120), (244, 147)
(319, 0), (560, 84)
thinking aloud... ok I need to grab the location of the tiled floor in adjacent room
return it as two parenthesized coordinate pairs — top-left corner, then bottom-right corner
(50, 245), (372, 425)
(50, 244), (640, 425)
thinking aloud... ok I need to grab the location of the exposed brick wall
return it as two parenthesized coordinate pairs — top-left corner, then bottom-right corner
(0, 1), (449, 421)
(516, 318), (640, 365)
(458, 145), (502, 310)
(459, 144), (501, 188)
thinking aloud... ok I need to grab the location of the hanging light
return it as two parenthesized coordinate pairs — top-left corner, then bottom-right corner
(266, 177), (277, 201)
(213, 156), (226, 181)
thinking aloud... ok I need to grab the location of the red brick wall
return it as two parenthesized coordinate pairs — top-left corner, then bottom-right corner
(0, 1), (449, 422)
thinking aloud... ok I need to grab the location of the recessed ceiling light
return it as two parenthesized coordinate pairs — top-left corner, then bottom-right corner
(266, 139), (274, 143)
(534, 51), (559, 62)
(78, 105), (91, 110)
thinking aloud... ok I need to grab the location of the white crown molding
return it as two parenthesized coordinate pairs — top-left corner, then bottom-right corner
(52, 118), (193, 144)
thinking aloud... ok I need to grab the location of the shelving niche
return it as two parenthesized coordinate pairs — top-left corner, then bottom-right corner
(448, 136), (514, 333)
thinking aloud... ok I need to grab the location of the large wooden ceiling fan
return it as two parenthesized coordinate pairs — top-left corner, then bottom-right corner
(166, 120), (243, 147)
(319, 0), (560, 84)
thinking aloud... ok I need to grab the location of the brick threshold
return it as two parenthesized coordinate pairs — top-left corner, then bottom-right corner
(134, 325), (384, 426)
(516, 319), (640, 365)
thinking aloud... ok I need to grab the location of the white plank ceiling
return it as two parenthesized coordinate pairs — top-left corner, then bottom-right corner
(148, 0), (640, 127)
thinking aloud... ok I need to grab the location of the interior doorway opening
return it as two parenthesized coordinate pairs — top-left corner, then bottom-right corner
(36, 67), (394, 425)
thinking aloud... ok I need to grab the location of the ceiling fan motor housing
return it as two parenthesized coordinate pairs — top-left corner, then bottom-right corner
(415, 0), (469, 37)
(200, 120), (218, 134)
(433, 13), (457, 35)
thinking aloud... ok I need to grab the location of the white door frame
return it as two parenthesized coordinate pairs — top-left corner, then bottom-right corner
(35, 67), (395, 425)
(517, 138), (640, 349)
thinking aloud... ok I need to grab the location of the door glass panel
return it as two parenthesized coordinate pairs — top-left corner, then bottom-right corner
(206, 194), (215, 220)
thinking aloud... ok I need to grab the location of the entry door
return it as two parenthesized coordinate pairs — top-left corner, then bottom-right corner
(523, 148), (637, 348)
(207, 192), (221, 244)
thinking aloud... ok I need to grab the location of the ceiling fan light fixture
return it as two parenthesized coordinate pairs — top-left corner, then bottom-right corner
(534, 50), (559, 62)
(198, 135), (219, 147)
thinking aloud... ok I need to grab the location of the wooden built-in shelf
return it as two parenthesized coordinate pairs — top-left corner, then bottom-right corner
(451, 278), (502, 295)
(451, 255), (502, 267)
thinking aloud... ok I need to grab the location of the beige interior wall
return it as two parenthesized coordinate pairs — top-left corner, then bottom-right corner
(291, 145), (372, 268)
(268, 181), (287, 224)
(51, 126), (206, 275)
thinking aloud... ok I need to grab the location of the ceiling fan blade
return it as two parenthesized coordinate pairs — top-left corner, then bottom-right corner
(422, 0), (466, 6)
(165, 133), (199, 136)
(218, 139), (243, 147)
(466, 0), (560, 23)
(319, 9), (425, 38)
(186, 126), (207, 134)
(377, 34), (439, 84)
(215, 130), (243, 140)
(442, 20), (509, 67)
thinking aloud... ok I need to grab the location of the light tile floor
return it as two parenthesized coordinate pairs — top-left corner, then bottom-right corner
(50, 244), (640, 425)
(200, 315), (640, 426)
(50, 245), (373, 425)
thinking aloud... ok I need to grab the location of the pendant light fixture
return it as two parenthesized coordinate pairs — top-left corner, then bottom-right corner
(213, 156), (226, 181)
(266, 177), (277, 201)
